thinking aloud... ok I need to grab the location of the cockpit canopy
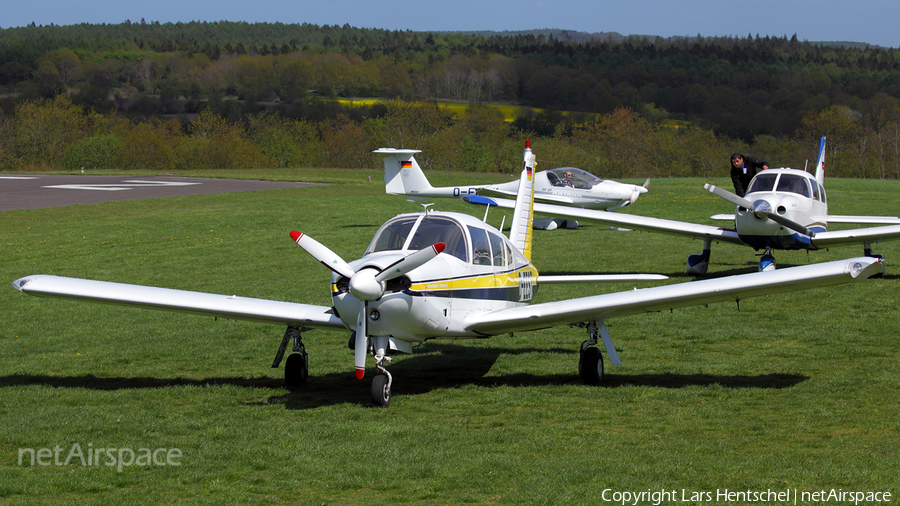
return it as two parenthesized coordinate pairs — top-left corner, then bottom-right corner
(747, 171), (826, 203)
(546, 167), (603, 190)
(365, 213), (528, 268)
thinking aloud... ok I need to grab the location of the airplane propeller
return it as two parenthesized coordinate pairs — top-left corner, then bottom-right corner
(704, 184), (816, 237)
(631, 179), (650, 205)
(290, 230), (445, 378)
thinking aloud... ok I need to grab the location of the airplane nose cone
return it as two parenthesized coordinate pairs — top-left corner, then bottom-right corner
(637, 186), (648, 194)
(349, 269), (384, 301)
(752, 199), (772, 214)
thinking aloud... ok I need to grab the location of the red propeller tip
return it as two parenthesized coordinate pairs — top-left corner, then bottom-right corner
(289, 231), (302, 242)
(355, 368), (365, 380)
(433, 242), (446, 254)
(525, 140), (531, 148)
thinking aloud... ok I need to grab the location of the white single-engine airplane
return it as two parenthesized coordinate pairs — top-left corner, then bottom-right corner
(466, 137), (900, 274)
(376, 147), (649, 229)
(12, 142), (885, 407)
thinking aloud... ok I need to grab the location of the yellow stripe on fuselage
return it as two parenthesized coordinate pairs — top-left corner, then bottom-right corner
(410, 266), (538, 292)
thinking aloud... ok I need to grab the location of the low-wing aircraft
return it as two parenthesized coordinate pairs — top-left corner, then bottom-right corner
(375, 148), (649, 223)
(466, 137), (900, 274)
(12, 142), (885, 407)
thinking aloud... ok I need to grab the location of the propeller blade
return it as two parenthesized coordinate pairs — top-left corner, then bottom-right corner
(760, 212), (816, 237)
(374, 243), (445, 283)
(704, 183), (754, 209)
(355, 303), (367, 379)
(289, 231), (355, 279)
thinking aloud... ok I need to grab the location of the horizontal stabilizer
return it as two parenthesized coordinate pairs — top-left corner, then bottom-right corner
(538, 274), (668, 283)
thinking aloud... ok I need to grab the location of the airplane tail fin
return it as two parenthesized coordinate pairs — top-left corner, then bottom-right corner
(508, 141), (536, 261)
(373, 148), (432, 200)
(814, 136), (826, 186)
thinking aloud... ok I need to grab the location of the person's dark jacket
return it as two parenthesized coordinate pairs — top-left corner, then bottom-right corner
(731, 156), (768, 197)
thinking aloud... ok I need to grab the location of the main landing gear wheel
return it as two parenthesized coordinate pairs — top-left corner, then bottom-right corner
(578, 346), (604, 385)
(371, 374), (391, 408)
(284, 352), (308, 388)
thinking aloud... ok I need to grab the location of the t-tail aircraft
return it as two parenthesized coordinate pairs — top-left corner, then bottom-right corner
(12, 142), (885, 407)
(376, 147), (649, 229)
(466, 137), (900, 275)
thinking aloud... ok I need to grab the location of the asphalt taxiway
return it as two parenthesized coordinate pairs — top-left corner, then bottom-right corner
(0, 175), (324, 212)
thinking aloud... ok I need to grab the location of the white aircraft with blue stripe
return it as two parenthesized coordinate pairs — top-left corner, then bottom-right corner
(11, 142), (886, 407)
(467, 137), (900, 274)
(375, 147), (649, 224)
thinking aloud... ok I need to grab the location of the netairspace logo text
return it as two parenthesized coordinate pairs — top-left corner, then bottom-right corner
(601, 488), (892, 505)
(18, 443), (182, 472)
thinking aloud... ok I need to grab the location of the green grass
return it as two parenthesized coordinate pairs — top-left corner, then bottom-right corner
(2, 174), (899, 504)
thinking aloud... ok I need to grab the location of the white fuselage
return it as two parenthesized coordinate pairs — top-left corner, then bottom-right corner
(329, 211), (538, 349)
(734, 168), (828, 250)
(482, 168), (646, 210)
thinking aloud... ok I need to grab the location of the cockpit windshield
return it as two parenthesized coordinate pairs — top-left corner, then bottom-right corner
(367, 217), (417, 254)
(747, 173), (777, 193)
(775, 174), (811, 197)
(366, 216), (469, 262)
(547, 167), (603, 189)
(747, 172), (813, 198)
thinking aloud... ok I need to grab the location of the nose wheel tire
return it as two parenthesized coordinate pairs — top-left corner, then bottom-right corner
(578, 346), (604, 385)
(371, 374), (391, 407)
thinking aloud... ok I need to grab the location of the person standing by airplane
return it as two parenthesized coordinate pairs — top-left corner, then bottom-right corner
(730, 153), (769, 197)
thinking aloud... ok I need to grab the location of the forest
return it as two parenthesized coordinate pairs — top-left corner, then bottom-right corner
(1, 21), (900, 178)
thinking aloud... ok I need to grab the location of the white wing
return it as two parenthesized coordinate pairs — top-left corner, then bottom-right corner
(811, 224), (900, 248)
(12, 275), (344, 329)
(465, 257), (882, 335)
(472, 197), (744, 245)
(827, 215), (900, 224)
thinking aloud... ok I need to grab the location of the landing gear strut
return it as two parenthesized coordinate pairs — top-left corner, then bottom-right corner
(577, 321), (622, 384)
(864, 242), (886, 277)
(759, 248), (776, 271)
(370, 336), (393, 408)
(686, 239), (712, 275)
(273, 326), (309, 388)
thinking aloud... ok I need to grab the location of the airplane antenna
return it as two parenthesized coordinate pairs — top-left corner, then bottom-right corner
(482, 202), (491, 223)
(804, 160), (808, 172)
(422, 203), (434, 216)
(499, 215), (506, 235)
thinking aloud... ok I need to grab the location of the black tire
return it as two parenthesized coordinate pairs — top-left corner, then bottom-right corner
(284, 352), (308, 389)
(578, 347), (604, 385)
(371, 374), (391, 408)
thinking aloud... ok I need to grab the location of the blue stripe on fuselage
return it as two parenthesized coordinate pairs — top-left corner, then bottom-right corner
(738, 228), (824, 250)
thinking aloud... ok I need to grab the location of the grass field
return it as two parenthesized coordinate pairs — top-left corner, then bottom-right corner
(1, 171), (899, 505)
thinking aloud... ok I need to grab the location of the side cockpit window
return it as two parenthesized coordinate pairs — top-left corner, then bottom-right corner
(468, 226), (491, 266)
(488, 232), (507, 266)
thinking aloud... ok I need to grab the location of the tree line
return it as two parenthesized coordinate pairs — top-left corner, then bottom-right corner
(2, 21), (900, 142)
(2, 22), (900, 178)
(3, 95), (899, 180)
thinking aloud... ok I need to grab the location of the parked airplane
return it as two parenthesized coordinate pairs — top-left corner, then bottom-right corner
(466, 137), (900, 274)
(375, 147), (649, 222)
(12, 142), (885, 407)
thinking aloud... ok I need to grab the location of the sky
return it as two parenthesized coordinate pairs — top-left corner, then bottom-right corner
(3, 0), (897, 48)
